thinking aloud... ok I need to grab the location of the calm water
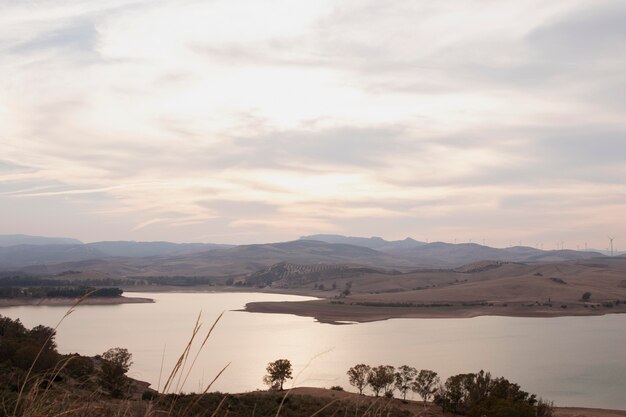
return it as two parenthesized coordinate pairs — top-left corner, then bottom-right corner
(1, 292), (625, 409)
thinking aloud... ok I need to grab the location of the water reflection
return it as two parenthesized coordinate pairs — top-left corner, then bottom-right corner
(1, 292), (624, 409)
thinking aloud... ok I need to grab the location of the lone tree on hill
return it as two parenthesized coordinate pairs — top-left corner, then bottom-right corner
(347, 364), (371, 395)
(412, 369), (440, 406)
(395, 365), (417, 400)
(99, 347), (133, 398)
(263, 359), (293, 391)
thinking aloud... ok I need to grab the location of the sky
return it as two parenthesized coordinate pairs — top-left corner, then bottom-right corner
(1, 0), (625, 249)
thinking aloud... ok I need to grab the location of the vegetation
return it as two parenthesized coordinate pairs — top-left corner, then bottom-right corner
(434, 370), (553, 417)
(0, 314), (149, 417)
(343, 364), (553, 417)
(412, 369), (440, 406)
(367, 365), (396, 397)
(0, 284), (123, 299)
(394, 365), (417, 400)
(263, 359), (293, 391)
(99, 347), (133, 398)
(346, 364), (370, 395)
(156, 390), (413, 417)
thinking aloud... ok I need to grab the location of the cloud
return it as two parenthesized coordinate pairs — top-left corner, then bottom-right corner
(0, 0), (624, 246)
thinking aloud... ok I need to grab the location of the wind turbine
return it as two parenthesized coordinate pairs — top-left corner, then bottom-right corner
(608, 236), (616, 257)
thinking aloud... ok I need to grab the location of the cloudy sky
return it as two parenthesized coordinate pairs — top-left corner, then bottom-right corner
(1, 0), (625, 248)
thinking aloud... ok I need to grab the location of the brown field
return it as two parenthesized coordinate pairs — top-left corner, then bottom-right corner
(245, 259), (626, 323)
(287, 388), (626, 417)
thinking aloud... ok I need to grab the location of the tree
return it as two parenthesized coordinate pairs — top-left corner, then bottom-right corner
(347, 364), (371, 395)
(412, 369), (440, 406)
(367, 365), (395, 397)
(263, 359), (293, 391)
(581, 292), (592, 301)
(99, 347), (133, 397)
(341, 281), (353, 297)
(394, 365), (417, 400)
(435, 370), (540, 417)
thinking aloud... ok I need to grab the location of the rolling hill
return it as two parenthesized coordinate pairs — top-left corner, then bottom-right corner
(0, 234), (608, 276)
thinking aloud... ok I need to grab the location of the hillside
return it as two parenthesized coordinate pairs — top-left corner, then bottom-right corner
(246, 258), (626, 322)
(384, 242), (603, 268)
(85, 241), (232, 257)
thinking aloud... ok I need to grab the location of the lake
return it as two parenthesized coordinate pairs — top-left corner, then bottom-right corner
(1, 292), (625, 409)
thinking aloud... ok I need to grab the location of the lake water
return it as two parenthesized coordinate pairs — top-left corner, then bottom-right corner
(1, 292), (625, 409)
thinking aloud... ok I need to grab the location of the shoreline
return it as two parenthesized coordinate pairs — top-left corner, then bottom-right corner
(0, 295), (154, 307)
(244, 299), (626, 324)
(7, 284), (623, 322)
(129, 286), (626, 323)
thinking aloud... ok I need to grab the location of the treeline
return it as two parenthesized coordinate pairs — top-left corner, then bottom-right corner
(346, 364), (553, 417)
(137, 276), (216, 286)
(0, 276), (137, 287)
(0, 286), (123, 299)
(0, 274), (221, 289)
(331, 300), (454, 308)
(0, 274), (234, 288)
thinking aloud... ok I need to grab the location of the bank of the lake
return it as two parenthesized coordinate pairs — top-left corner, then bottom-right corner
(127, 284), (626, 322)
(0, 295), (153, 307)
(244, 298), (626, 323)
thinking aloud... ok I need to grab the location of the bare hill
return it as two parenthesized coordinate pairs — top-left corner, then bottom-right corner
(246, 258), (626, 322)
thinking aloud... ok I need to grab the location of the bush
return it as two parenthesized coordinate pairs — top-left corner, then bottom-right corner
(436, 370), (546, 417)
(142, 390), (158, 401)
(330, 385), (344, 391)
(65, 354), (95, 380)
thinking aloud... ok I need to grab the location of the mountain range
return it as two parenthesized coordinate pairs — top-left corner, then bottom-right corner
(0, 234), (607, 276)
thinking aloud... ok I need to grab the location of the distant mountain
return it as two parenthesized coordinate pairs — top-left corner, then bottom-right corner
(190, 240), (414, 270)
(86, 241), (232, 258)
(0, 234), (82, 247)
(0, 244), (106, 268)
(0, 240), (232, 269)
(300, 236), (604, 268)
(11, 240), (416, 276)
(299, 234), (425, 251)
(0, 235), (607, 275)
(386, 242), (604, 268)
